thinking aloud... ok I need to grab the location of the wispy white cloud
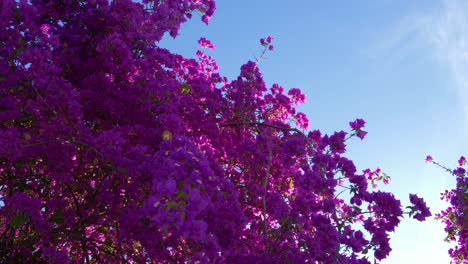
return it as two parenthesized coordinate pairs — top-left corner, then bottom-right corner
(363, 13), (430, 75)
(368, 0), (468, 121)
(367, 15), (428, 59)
(429, 0), (468, 116)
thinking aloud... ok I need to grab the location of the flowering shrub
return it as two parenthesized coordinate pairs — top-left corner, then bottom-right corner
(0, 0), (430, 263)
(428, 156), (468, 263)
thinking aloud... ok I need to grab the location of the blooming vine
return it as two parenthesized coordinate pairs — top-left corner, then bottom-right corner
(0, 0), (431, 263)
(428, 155), (468, 263)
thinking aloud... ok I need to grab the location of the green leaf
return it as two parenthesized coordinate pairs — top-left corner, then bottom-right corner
(98, 226), (110, 233)
(9, 213), (29, 228)
(50, 209), (65, 225)
(176, 191), (188, 200)
(181, 211), (186, 221)
(164, 201), (179, 210)
(181, 83), (192, 94)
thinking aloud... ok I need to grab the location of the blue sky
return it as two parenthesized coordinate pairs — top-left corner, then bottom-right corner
(161, 1), (468, 262)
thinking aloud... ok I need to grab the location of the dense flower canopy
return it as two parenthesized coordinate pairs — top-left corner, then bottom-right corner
(0, 0), (431, 263)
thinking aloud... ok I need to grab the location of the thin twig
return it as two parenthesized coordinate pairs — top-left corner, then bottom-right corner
(115, 223), (127, 264)
(262, 149), (272, 249)
(220, 122), (315, 155)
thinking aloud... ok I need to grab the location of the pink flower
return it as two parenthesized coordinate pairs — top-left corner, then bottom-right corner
(458, 156), (466, 166)
(288, 88), (306, 105)
(260, 35), (274, 46)
(295, 112), (309, 130)
(425, 155), (433, 163)
(41, 24), (51, 37)
(198, 37), (216, 50)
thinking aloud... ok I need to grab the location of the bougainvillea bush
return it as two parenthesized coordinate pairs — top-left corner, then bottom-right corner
(0, 1), (431, 263)
(428, 155), (468, 263)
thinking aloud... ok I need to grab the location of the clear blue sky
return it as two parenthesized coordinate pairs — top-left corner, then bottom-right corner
(161, 1), (468, 262)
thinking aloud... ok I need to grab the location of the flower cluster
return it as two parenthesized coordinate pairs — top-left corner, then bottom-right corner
(429, 156), (468, 263)
(408, 194), (432, 222)
(0, 1), (431, 263)
(198, 37), (216, 50)
(349, 118), (368, 140)
(260, 35), (275, 51)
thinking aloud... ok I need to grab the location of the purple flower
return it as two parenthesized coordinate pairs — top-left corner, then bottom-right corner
(409, 194), (432, 221)
(349, 118), (367, 140)
(295, 112), (309, 130)
(260, 36), (274, 46)
(329, 130), (347, 154)
(459, 156), (466, 166)
(349, 118), (366, 130)
(198, 37), (216, 50)
(425, 155), (433, 163)
(453, 167), (466, 176)
(288, 88), (306, 105)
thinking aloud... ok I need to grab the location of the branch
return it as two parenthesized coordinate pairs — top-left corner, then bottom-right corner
(262, 149), (272, 249)
(332, 208), (342, 264)
(115, 223), (127, 264)
(220, 122), (315, 156)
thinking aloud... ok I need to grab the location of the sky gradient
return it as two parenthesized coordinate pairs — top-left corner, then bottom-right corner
(161, 1), (468, 262)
